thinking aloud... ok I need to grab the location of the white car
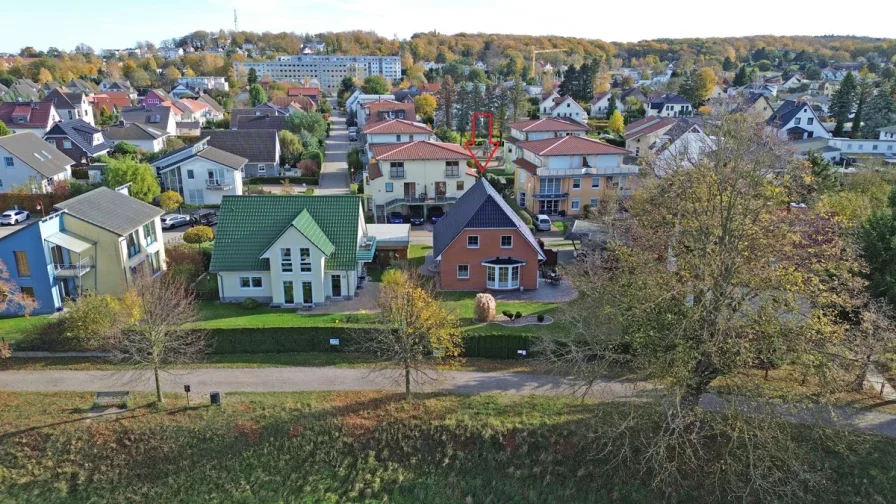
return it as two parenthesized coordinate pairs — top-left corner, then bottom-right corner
(534, 214), (552, 232)
(160, 214), (190, 229)
(0, 209), (30, 226)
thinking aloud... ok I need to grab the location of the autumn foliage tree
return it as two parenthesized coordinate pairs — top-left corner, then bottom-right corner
(354, 266), (461, 399)
(159, 190), (183, 213)
(0, 259), (38, 316)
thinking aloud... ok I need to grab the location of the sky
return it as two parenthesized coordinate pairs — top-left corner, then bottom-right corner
(1, 0), (891, 54)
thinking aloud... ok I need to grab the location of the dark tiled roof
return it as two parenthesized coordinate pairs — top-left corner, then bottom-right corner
(103, 122), (168, 141)
(767, 100), (808, 128)
(44, 119), (112, 156)
(210, 195), (362, 272)
(0, 132), (74, 178)
(233, 114), (288, 131)
(200, 130), (277, 164)
(119, 105), (171, 127)
(647, 93), (692, 110)
(42, 88), (85, 110)
(624, 117), (677, 139)
(196, 146), (248, 170)
(197, 93), (225, 114)
(432, 179), (543, 260)
(55, 187), (162, 235)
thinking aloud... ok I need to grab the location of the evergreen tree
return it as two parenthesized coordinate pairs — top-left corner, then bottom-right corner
(606, 95), (617, 120)
(851, 78), (873, 139)
(678, 70), (700, 109)
(434, 75), (457, 129)
(722, 56), (735, 72)
(454, 84), (473, 138)
(247, 68), (258, 85)
(733, 65), (748, 87)
(860, 83), (895, 139)
(831, 72), (858, 137)
(559, 64), (578, 98)
(508, 75), (528, 122)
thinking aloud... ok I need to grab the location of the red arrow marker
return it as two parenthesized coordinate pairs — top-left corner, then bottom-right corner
(464, 112), (501, 175)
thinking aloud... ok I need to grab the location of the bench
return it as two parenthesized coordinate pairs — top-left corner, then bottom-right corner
(93, 391), (131, 408)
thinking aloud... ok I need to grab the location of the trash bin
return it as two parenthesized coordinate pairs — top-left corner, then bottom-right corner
(210, 391), (221, 405)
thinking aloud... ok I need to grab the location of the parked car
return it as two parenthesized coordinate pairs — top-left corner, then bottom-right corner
(428, 206), (445, 223)
(0, 209), (29, 226)
(348, 131), (359, 142)
(388, 211), (405, 224)
(534, 214), (552, 232)
(190, 209), (218, 227)
(409, 207), (425, 225)
(160, 214), (190, 229)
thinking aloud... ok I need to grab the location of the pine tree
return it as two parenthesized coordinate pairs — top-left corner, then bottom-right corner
(606, 95), (617, 120)
(831, 72), (858, 137)
(860, 83), (895, 139)
(508, 75), (528, 122)
(247, 68), (258, 85)
(560, 64), (578, 98)
(435, 75), (457, 129)
(733, 65), (748, 87)
(678, 70), (700, 109)
(722, 56), (735, 72)
(851, 78), (873, 139)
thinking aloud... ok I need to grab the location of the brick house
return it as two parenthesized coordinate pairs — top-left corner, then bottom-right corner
(433, 179), (545, 291)
(140, 88), (171, 107)
(44, 119), (112, 166)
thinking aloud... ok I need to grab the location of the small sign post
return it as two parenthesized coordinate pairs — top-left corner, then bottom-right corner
(184, 384), (191, 405)
(329, 338), (340, 346)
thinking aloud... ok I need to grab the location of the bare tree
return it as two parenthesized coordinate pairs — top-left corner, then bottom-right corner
(534, 108), (862, 500)
(353, 265), (461, 399)
(0, 259), (38, 315)
(109, 272), (207, 403)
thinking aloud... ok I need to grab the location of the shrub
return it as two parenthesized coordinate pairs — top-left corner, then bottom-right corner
(0, 339), (10, 359)
(502, 310), (514, 319)
(473, 293), (496, 322)
(241, 298), (260, 309)
(71, 167), (89, 180)
(302, 149), (324, 170)
(537, 314), (545, 323)
(514, 311), (523, 320)
(166, 245), (206, 281)
(183, 226), (214, 247)
(297, 159), (320, 178)
(159, 190), (184, 212)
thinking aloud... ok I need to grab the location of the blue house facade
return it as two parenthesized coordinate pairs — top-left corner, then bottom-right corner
(0, 212), (96, 316)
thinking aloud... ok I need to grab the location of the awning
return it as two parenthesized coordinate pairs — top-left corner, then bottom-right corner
(44, 230), (94, 254)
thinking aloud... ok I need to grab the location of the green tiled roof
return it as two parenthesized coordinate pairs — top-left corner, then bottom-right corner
(210, 195), (361, 272)
(290, 209), (335, 256)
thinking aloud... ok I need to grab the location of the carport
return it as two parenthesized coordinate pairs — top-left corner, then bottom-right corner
(367, 224), (410, 266)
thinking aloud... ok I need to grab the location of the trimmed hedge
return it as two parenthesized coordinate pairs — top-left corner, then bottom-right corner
(244, 176), (319, 185)
(208, 327), (531, 359)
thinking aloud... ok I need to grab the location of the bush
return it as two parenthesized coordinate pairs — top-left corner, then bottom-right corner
(502, 310), (514, 319)
(302, 150), (324, 170)
(245, 176), (318, 185)
(514, 311), (523, 320)
(183, 226), (215, 246)
(473, 293), (496, 322)
(241, 298), (260, 309)
(165, 245), (207, 280)
(71, 167), (89, 180)
(537, 314), (545, 323)
(297, 159), (320, 178)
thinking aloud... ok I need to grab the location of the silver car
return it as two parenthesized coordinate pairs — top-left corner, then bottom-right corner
(160, 214), (190, 229)
(0, 209), (30, 226)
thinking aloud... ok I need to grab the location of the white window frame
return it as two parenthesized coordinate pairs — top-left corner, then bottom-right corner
(280, 247), (293, 273)
(258, 164), (266, 173)
(299, 247), (312, 273)
(571, 198), (580, 211)
(572, 178), (581, 190)
(239, 276), (264, 289)
(467, 235), (480, 248)
(63, 140), (72, 149)
(457, 264), (470, 279)
(591, 176), (600, 189)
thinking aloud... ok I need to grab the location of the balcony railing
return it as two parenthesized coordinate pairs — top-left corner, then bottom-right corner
(206, 180), (234, 190)
(54, 257), (93, 277)
(383, 194), (459, 209)
(444, 170), (461, 178)
(533, 192), (569, 200)
(535, 165), (640, 177)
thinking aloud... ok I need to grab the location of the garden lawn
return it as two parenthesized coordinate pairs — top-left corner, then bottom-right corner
(0, 391), (893, 503)
(194, 302), (376, 329)
(0, 315), (51, 349)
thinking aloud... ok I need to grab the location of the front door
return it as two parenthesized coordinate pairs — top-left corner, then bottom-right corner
(435, 181), (446, 197)
(331, 275), (342, 298)
(302, 282), (313, 304)
(283, 281), (295, 305)
(403, 182), (416, 199)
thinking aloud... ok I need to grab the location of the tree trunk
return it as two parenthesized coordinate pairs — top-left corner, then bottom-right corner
(681, 358), (718, 411)
(154, 365), (164, 403)
(852, 355), (872, 393)
(404, 365), (411, 400)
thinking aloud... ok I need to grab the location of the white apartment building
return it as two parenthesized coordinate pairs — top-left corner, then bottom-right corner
(234, 55), (401, 91)
(176, 76), (229, 91)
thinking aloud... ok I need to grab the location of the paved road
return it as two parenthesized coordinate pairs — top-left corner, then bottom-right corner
(2, 367), (896, 438)
(319, 98), (351, 195)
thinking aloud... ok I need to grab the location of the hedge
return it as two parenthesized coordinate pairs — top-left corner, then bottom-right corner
(244, 176), (319, 185)
(207, 327), (531, 358)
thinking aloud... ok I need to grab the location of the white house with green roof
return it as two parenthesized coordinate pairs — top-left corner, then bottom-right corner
(210, 194), (384, 307)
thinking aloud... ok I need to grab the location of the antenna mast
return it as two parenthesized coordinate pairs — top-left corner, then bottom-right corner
(234, 9), (239, 31)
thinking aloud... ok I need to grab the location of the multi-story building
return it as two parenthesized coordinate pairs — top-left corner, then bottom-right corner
(151, 138), (246, 205)
(234, 55), (401, 92)
(503, 117), (590, 172)
(512, 135), (636, 216)
(176, 76), (229, 91)
(364, 140), (477, 223)
(0, 186), (165, 315)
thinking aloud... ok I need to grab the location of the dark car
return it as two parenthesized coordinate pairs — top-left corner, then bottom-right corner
(388, 211), (405, 224)
(409, 208), (425, 225)
(428, 206), (445, 223)
(190, 209), (218, 227)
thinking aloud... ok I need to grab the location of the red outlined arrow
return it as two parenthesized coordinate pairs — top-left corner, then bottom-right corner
(464, 112), (500, 175)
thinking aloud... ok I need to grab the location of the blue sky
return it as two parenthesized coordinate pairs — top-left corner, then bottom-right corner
(2, 0), (891, 54)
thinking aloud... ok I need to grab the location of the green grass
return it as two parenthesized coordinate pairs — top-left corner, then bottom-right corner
(0, 391), (893, 503)
(553, 221), (568, 233)
(194, 302), (376, 329)
(0, 315), (51, 349)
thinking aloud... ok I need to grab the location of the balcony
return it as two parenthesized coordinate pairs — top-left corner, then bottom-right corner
(206, 180), (234, 190)
(54, 257), (93, 277)
(533, 192), (569, 200)
(535, 165), (640, 177)
(383, 194), (459, 209)
(356, 236), (378, 262)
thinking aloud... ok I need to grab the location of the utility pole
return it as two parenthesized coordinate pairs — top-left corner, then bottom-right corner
(234, 9), (239, 31)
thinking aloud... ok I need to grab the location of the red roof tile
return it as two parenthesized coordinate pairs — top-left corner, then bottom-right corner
(364, 100), (415, 117)
(508, 117), (590, 132)
(0, 102), (56, 128)
(370, 140), (471, 161)
(516, 135), (629, 156)
(623, 117), (677, 139)
(287, 87), (319, 98)
(362, 119), (432, 135)
(421, 83), (441, 93)
(90, 92), (132, 113)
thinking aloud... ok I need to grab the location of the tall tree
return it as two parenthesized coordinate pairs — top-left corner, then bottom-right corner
(733, 65), (748, 87)
(860, 83), (895, 138)
(606, 95), (617, 120)
(103, 158), (161, 203)
(831, 72), (858, 137)
(247, 67), (258, 85)
(414, 93), (437, 122)
(607, 109), (625, 135)
(434, 75), (457, 129)
(354, 266), (461, 400)
(361, 75), (389, 95)
(851, 78), (873, 139)
(278, 130), (304, 168)
(508, 75), (528, 122)
(722, 56), (736, 72)
(249, 83), (267, 106)
(677, 70), (700, 107)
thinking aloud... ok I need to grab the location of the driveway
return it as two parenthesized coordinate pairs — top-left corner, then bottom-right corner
(319, 98), (351, 195)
